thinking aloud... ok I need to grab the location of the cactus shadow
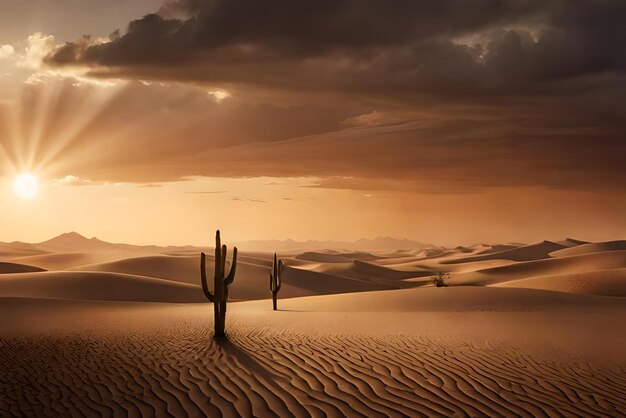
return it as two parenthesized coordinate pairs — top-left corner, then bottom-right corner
(215, 338), (285, 384)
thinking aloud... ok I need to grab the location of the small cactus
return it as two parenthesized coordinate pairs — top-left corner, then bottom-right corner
(200, 230), (237, 338)
(269, 253), (284, 311)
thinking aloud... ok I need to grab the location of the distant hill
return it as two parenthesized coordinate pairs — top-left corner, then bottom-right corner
(0, 233), (435, 267)
(37, 232), (116, 251)
(0, 232), (603, 256)
(235, 236), (434, 253)
(33, 232), (200, 253)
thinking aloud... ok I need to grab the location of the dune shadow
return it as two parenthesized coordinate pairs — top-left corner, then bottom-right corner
(215, 337), (286, 384)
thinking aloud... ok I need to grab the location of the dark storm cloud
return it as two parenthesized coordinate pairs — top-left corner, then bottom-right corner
(45, 0), (626, 97)
(34, 0), (626, 193)
(51, 0), (537, 58)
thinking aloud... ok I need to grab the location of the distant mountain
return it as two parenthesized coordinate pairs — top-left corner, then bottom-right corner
(36, 232), (434, 252)
(10, 232), (432, 255)
(34, 232), (200, 253)
(235, 236), (433, 253)
(0, 232), (598, 256)
(37, 232), (116, 251)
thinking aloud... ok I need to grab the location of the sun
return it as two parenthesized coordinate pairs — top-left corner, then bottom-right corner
(13, 173), (39, 200)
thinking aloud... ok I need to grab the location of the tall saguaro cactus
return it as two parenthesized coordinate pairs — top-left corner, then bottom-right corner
(269, 253), (284, 311)
(200, 230), (238, 338)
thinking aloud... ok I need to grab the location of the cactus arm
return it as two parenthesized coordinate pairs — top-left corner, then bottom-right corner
(200, 252), (214, 302)
(221, 244), (228, 278)
(225, 247), (237, 286)
(215, 230), (222, 282)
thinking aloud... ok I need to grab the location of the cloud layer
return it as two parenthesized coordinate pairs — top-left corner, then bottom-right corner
(45, 0), (626, 97)
(7, 0), (625, 193)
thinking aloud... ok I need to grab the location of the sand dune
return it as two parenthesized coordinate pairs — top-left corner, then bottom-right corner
(388, 256), (515, 275)
(0, 271), (206, 302)
(367, 247), (520, 276)
(372, 255), (428, 265)
(550, 240), (626, 258)
(362, 259), (436, 275)
(1, 235), (625, 416)
(1, 291), (625, 417)
(73, 254), (396, 300)
(282, 265), (395, 295)
(443, 240), (567, 264)
(451, 250), (626, 286)
(75, 253), (277, 283)
(0, 242), (48, 258)
(289, 259), (419, 286)
(295, 251), (364, 263)
(240, 285), (626, 313)
(5, 239), (625, 302)
(475, 243), (521, 254)
(0, 261), (45, 274)
(495, 268), (626, 297)
(74, 255), (273, 300)
(556, 237), (589, 247)
(235, 236), (432, 253)
(73, 255), (203, 284)
(9, 251), (145, 270)
(352, 259), (421, 281)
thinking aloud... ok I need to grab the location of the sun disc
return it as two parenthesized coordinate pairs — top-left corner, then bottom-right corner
(13, 173), (39, 200)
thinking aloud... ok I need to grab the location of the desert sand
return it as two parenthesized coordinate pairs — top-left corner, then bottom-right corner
(1, 233), (625, 417)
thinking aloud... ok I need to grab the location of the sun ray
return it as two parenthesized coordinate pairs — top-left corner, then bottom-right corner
(33, 80), (126, 173)
(0, 77), (128, 180)
(24, 79), (65, 170)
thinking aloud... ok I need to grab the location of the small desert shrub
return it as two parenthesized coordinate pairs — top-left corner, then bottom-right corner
(434, 272), (449, 287)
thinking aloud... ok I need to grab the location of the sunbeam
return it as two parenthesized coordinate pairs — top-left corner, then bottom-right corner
(1, 77), (126, 180)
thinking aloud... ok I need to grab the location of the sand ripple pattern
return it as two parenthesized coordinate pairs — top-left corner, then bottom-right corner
(1, 328), (625, 417)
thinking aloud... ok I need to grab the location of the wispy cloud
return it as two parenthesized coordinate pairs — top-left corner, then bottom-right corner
(54, 175), (123, 187)
(232, 197), (266, 203)
(185, 190), (227, 194)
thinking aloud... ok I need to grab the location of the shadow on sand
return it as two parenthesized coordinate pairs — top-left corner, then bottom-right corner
(215, 337), (287, 385)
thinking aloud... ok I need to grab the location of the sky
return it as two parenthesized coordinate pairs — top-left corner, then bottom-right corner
(0, 0), (624, 246)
